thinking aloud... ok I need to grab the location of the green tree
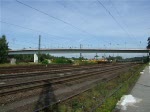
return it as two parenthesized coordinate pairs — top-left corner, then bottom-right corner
(147, 37), (150, 49)
(0, 35), (9, 63)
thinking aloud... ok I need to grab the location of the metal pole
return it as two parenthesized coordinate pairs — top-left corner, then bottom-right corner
(38, 35), (41, 63)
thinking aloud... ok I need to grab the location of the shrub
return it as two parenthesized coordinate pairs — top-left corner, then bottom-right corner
(42, 59), (49, 64)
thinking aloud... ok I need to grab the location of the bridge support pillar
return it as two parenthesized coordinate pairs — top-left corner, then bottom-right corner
(149, 51), (150, 65)
(34, 53), (38, 63)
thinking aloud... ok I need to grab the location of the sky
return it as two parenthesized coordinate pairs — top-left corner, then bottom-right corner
(0, 0), (150, 58)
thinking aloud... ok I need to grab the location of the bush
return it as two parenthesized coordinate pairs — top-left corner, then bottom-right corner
(53, 58), (72, 64)
(42, 59), (49, 64)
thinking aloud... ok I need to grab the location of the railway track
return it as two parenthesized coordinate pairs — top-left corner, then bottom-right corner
(0, 64), (130, 96)
(0, 63), (130, 74)
(0, 64), (109, 78)
(34, 64), (138, 112)
(0, 63), (132, 79)
(0, 63), (139, 112)
(0, 64), (92, 74)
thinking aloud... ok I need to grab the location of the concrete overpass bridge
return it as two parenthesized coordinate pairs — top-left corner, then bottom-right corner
(8, 48), (150, 63)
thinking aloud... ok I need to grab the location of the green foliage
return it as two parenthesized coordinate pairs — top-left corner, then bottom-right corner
(143, 56), (149, 63)
(96, 64), (146, 112)
(52, 57), (72, 64)
(42, 59), (49, 64)
(125, 56), (149, 63)
(0, 35), (9, 63)
(39, 54), (54, 62)
(106, 56), (123, 61)
(11, 53), (73, 64)
(147, 37), (150, 49)
(11, 54), (34, 63)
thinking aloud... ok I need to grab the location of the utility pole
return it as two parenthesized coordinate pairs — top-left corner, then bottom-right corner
(38, 35), (41, 63)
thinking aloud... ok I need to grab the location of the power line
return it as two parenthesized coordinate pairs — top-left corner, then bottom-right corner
(108, 0), (137, 43)
(0, 20), (70, 49)
(15, 0), (107, 43)
(57, 1), (120, 46)
(0, 20), (70, 43)
(0, 21), (91, 49)
(0, 20), (66, 40)
(96, 0), (135, 42)
(57, 1), (87, 25)
(0, 20), (88, 49)
(57, 1), (118, 45)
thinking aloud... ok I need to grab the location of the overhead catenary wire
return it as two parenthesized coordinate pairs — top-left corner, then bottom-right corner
(0, 21), (72, 49)
(0, 20), (68, 41)
(0, 21), (87, 49)
(57, 0), (118, 45)
(57, 0), (87, 25)
(97, 0), (143, 48)
(15, 0), (108, 43)
(0, 20), (76, 48)
(111, 5), (145, 49)
(96, 0), (136, 43)
(108, 0), (138, 43)
(15, 0), (90, 35)
(1, 0), (142, 49)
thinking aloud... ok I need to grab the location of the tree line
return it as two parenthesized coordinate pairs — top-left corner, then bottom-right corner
(0, 35), (9, 63)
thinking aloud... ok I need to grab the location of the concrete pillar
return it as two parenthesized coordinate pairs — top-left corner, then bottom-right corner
(34, 53), (38, 63)
(149, 51), (150, 65)
(10, 58), (16, 64)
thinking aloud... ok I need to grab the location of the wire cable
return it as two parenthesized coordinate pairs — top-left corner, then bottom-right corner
(15, 0), (107, 43)
(0, 20), (67, 41)
(96, 0), (136, 43)
(0, 20), (71, 49)
(109, 0), (138, 43)
(0, 20), (71, 45)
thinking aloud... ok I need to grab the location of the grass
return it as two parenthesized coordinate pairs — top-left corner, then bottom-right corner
(95, 64), (147, 112)
(41, 64), (147, 112)
(0, 62), (41, 67)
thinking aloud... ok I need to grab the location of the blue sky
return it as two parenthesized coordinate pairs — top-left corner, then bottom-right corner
(0, 0), (150, 55)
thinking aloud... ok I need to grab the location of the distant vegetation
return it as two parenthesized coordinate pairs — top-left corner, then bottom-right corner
(106, 55), (149, 63)
(0, 35), (9, 64)
(147, 37), (150, 49)
(9, 54), (73, 64)
(0, 35), (149, 65)
(106, 55), (123, 62)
